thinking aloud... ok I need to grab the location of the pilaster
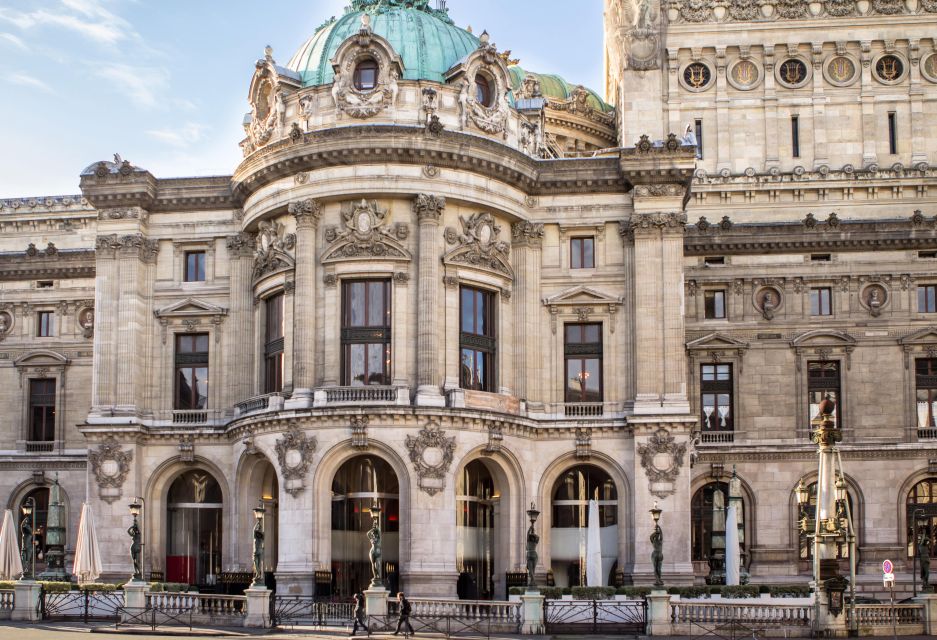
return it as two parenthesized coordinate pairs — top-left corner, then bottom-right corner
(511, 222), (544, 405)
(414, 194), (446, 406)
(225, 232), (255, 407)
(285, 199), (321, 409)
(859, 41), (877, 167)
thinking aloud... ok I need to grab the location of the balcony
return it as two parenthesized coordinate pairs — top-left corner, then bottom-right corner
(148, 410), (230, 428)
(23, 440), (56, 454)
(918, 427), (937, 440)
(527, 402), (627, 421)
(313, 386), (409, 407)
(699, 430), (735, 444)
(234, 393), (284, 417)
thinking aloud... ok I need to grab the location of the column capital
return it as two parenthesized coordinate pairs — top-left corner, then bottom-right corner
(627, 212), (687, 239)
(413, 193), (446, 223)
(288, 199), (322, 229)
(225, 232), (255, 258)
(511, 221), (544, 248)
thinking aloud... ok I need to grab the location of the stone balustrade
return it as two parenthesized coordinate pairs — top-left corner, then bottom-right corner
(0, 590), (13, 620)
(146, 591), (245, 624)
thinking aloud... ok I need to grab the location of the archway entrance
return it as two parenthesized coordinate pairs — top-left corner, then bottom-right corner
(240, 457), (279, 586)
(550, 465), (618, 587)
(456, 460), (500, 600)
(166, 470), (223, 587)
(331, 455), (400, 596)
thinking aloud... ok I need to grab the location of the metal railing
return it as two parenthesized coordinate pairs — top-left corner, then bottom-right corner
(25, 441), (56, 453)
(544, 599), (646, 635)
(271, 597), (354, 628)
(41, 589), (123, 622)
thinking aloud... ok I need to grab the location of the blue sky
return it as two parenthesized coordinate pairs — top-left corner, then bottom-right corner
(0, 0), (605, 198)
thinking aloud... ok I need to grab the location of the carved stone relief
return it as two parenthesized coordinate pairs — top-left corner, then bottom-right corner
(0, 310), (12, 341)
(253, 221), (296, 280)
(322, 199), (411, 262)
(77, 306), (95, 338)
(637, 428), (688, 498)
(275, 429), (317, 497)
(755, 286), (783, 320)
(89, 437), (133, 503)
(405, 422), (456, 496)
(330, 26), (401, 119)
(859, 283), (888, 317)
(483, 424), (503, 455)
(351, 415), (369, 450)
(628, 0), (661, 70)
(443, 212), (513, 278)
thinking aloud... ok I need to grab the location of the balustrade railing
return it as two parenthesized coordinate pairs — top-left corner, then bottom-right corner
(388, 597), (521, 623)
(0, 590), (13, 619)
(535, 402), (625, 420)
(848, 603), (925, 627)
(146, 592), (245, 621)
(149, 410), (229, 427)
(671, 601), (811, 627)
(319, 386), (400, 405)
(234, 393), (282, 417)
(918, 427), (937, 440)
(25, 440), (55, 453)
(700, 430), (736, 444)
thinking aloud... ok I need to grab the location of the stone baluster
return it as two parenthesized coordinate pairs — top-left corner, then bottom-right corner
(414, 194), (446, 406)
(285, 199), (321, 409)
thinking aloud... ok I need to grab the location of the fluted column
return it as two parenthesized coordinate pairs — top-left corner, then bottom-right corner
(225, 232), (256, 407)
(284, 199), (322, 410)
(413, 194), (446, 407)
(511, 221), (544, 405)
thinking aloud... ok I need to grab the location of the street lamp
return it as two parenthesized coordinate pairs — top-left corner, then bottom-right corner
(913, 508), (927, 597)
(20, 497), (36, 580)
(650, 502), (663, 587)
(128, 500), (143, 582)
(525, 503), (541, 589)
(252, 501), (266, 588)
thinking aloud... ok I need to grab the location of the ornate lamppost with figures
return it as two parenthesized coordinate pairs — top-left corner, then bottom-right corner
(252, 502), (266, 588)
(650, 502), (663, 587)
(525, 503), (540, 590)
(128, 500), (143, 582)
(20, 497), (36, 581)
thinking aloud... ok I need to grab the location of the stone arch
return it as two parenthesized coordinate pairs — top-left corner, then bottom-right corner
(144, 456), (232, 581)
(234, 450), (280, 576)
(536, 451), (632, 583)
(896, 467), (937, 555)
(7, 478), (72, 572)
(452, 445), (528, 598)
(311, 439), (413, 583)
(689, 471), (757, 567)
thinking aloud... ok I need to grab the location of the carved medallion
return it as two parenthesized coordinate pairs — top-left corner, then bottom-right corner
(405, 422), (456, 496)
(755, 286), (782, 321)
(253, 220), (296, 281)
(875, 55), (906, 84)
(275, 429), (317, 497)
(727, 59), (761, 90)
(443, 212), (513, 278)
(777, 58), (809, 88)
(637, 429), (688, 498)
(322, 199), (411, 262)
(0, 310), (12, 341)
(824, 56), (858, 87)
(89, 437), (133, 503)
(682, 62), (713, 91)
(922, 53), (937, 84)
(77, 307), (94, 338)
(860, 284), (888, 317)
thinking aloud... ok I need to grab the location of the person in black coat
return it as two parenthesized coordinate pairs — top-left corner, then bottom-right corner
(350, 592), (366, 636)
(393, 592), (415, 636)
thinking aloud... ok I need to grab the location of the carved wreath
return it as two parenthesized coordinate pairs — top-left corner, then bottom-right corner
(89, 437), (133, 497)
(275, 429), (317, 496)
(636, 429), (687, 498)
(405, 422), (456, 496)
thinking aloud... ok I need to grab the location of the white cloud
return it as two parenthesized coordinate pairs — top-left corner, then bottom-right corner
(0, 32), (28, 51)
(0, 0), (137, 46)
(95, 63), (169, 108)
(6, 72), (54, 93)
(146, 123), (207, 148)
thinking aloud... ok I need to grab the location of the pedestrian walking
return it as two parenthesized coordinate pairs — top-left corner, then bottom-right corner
(350, 592), (366, 636)
(393, 591), (414, 636)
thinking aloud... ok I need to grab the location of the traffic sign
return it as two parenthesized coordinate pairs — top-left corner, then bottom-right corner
(883, 559), (894, 574)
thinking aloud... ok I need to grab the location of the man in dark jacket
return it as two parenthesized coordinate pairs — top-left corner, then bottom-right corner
(350, 593), (366, 636)
(393, 592), (415, 636)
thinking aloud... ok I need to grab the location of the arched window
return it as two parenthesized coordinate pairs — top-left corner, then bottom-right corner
(475, 74), (493, 107)
(906, 478), (937, 558)
(456, 460), (498, 600)
(331, 455), (400, 596)
(166, 471), (223, 586)
(19, 487), (50, 563)
(353, 59), (379, 91)
(798, 481), (852, 560)
(550, 465), (618, 587)
(691, 482), (747, 562)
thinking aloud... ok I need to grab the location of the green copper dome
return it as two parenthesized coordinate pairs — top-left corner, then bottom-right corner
(287, 0), (480, 87)
(508, 65), (613, 113)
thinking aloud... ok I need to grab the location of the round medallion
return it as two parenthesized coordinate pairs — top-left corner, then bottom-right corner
(727, 59), (762, 90)
(652, 451), (673, 471)
(356, 211), (372, 233)
(0, 311), (12, 335)
(776, 58), (810, 89)
(874, 54), (907, 84)
(100, 459), (119, 478)
(422, 446), (444, 467)
(479, 223), (492, 245)
(680, 62), (714, 92)
(823, 55), (858, 87)
(285, 449), (302, 468)
(921, 53), (937, 84)
(860, 283), (888, 317)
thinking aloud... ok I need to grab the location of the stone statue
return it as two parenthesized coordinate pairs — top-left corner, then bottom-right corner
(868, 288), (883, 317)
(367, 515), (382, 587)
(920, 536), (931, 590)
(634, 0), (654, 30)
(128, 518), (142, 581)
(526, 521), (539, 587)
(0, 313), (8, 335)
(761, 290), (778, 320)
(650, 523), (664, 586)
(20, 514), (33, 578)
(252, 516), (264, 586)
(458, 79), (470, 130)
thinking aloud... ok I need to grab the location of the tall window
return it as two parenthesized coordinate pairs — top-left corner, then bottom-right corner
(264, 293), (284, 394)
(475, 74), (493, 107)
(184, 251), (206, 282)
(691, 482), (747, 562)
(29, 379), (55, 442)
(565, 324), (602, 403)
(907, 479), (937, 558)
(570, 237), (595, 269)
(704, 290), (726, 319)
(341, 280), (391, 386)
(920, 286), (937, 313)
(917, 359), (937, 430)
(810, 287), (832, 316)
(888, 112), (898, 155)
(694, 119), (703, 160)
(353, 58), (378, 91)
(460, 286), (496, 392)
(808, 361), (840, 429)
(701, 364), (733, 432)
(791, 115), (800, 158)
(174, 334), (209, 410)
(37, 311), (53, 337)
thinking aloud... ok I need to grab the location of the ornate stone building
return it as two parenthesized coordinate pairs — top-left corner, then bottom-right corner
(0, 0), (935, 597)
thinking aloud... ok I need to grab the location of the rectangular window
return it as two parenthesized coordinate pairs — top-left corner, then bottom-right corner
(704, 256), (725, 266)
(701, 364), (733, 432)
(810, 254), (831, 262)
(888, 112), (897, 155)
(808, 361), (840, 429)
(916, 359), (937, 430)
(570, 237), (595, 269)
(37, 311), (54, 337)
(564, 323), (602, 403)
(174, 333), (209, 410)
(704, 290), (727, 319)
(460, 286), (496, 392)
(264, 293), (284, 394)
(341, 280), (391, 386)
(695, 119), (703, 160)
(791, 116), (800, 158)
(29, 379), (56, 442)
(919, 286), (937, 313)
(184, 251), (206, 282)
(810, 287), (832, 316)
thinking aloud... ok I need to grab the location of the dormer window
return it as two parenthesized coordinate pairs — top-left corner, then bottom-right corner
(475, 74), (493, 107)
(353, 58), (379, 91)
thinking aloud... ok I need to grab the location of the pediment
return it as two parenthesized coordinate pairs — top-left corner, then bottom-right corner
(154, 298), (228, 319)
(542, 286), (623, 307)
(900, 326), (937, 345)
(790, 329), (857, 347)
(14, 349), (69, 367)
(686, 333), (750, 351)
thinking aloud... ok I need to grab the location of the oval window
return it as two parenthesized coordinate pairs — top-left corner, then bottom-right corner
(353, 58), (379, 91)
(475, 74), (493, 107)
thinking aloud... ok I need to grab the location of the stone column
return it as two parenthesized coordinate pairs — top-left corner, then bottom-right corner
(225, 232), (256, 408)
(714, 48), (730, 173)
(414, 194), (446, 407)
(115, 235), (158, 416)
(285, 199), (321, 410)
(810, 44), (829, 169)
(646, 590), (674, 636)
(90, 236), (120, 417)
(763, 51), (779, 171)
(511, 222), (544, 406)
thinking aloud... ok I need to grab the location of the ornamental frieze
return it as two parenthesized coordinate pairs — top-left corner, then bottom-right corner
(89, 437), (133, 503)
(322, 199), (411, 263)
(405, 422), (456, 496)
(443, 212), (513, 279)
(669, 0), (929, 21)
(275, 428), (317, 497)
(637, 429), (688, 499)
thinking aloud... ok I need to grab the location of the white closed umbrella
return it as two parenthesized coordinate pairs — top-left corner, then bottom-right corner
(73, 503), (103, 584)
(585, 499), (603, 586)
(0, 509), (23, 580)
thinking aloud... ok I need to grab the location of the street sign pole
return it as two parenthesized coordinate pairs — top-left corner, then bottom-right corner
(884, 560), (896, 640)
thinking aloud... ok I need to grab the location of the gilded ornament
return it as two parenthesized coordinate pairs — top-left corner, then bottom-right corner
(778, 59), (808, 87)
(875, 55), (905, 83)
(921, 54), (937, 83)
(683, 62), (713, 90)
(728, 59), (760, 89)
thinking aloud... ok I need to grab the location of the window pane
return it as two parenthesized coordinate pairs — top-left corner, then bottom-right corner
(475, 350), (486, 390)
(717, 365), (731, 380)
(583, 358), (601, 400)
(176, 369), (193, 408)
(810, 290), (820, 316)
(583, 238), (595, 268)
(266, 294), (283, 342)
(349, 282), (365, 326)
(475, 290), (486, 336)
(193, 367), (208, 408)
(367, 282), (387, 327)
(584, 324), (600, 343)
(565, 324), (580, 343)
(702, 365), (715, 381)
(349, 344), (366, 386)
(931, 287), (937, 313)
(571, 239), (582, 269)
(195, 334), (209, 352)
(367, 344), (384, 385)
(461, 288), (474, 333)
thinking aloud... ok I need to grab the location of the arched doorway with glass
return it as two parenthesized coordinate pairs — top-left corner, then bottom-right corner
(331, 455), (400, 597)
(238, 454), (279, 587)
(18, 486), (51, 573)
(691, 481), (749, 582)
(456, 460), (503, 600)
(906, 477), (937, 565)
(166, 470), (224, 587)
(550, 465), (619, 588)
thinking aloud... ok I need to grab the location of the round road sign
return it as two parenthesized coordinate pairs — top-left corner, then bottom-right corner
(883, 559), (894, 574)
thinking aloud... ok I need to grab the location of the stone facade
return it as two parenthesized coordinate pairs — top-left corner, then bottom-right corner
(0, 0), (934, 599)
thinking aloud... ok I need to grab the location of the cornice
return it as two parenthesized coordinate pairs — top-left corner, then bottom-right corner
(698, 443), (937, 463)
(0, 249), (95, 281)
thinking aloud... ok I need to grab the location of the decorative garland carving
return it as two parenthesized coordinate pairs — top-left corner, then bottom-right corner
(459, 77), (509, 136)
(322, 199), (411, 263)
(275, 429), (317, 497)
(637, 429), (688, 498)
(253, 220), (295, 280)
(89, 437), (133, 503)
(443, 212), (513, 278)
(405, 422), (456, 496)
(670, 0), (921, 20)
